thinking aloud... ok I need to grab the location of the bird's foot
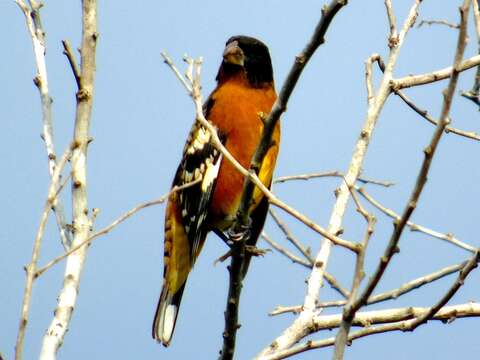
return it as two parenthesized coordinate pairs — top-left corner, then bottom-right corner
(245, 245), (270, 257)
(214, 250), (233, 265)
(227, 218), (252, 243)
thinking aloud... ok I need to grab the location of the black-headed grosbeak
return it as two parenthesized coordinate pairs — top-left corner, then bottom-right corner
(153, 35), (280, 346)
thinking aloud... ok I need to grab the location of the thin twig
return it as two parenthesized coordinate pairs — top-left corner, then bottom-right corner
(391, 54), (480, 90)
(35, 179), (201, 277)
(62, 40), (81, 89)
(384, 0), (399, 48)
(161, 52), (192, 93)
(395, 88), (480, 140)
(15, 144), (73, 360)
(273, 171), (394, 187)
(409, 250), (480, 330)
(333, 181), (376, 359)
(16, 0), (72, 250)
(270, 261), (467, 315)
(374, 57), (480, 141)
(461, 0), (480, 107)
(261, 232), (351, 299)
(356, 187), (477, 253)
(268, 209), (313, 262)
(417, 19), (460, 29)
(365, 54), (381, 105)
(261, 232), (311, 268)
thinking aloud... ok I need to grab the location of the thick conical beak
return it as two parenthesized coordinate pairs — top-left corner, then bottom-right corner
(223, 40), (244, 66)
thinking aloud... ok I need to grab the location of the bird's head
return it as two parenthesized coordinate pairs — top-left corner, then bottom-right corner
(216, 35), (273, 88)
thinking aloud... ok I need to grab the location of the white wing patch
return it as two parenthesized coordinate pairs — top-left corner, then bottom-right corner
(202, 154), (222, 191)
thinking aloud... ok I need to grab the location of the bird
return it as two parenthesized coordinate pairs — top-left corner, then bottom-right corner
(152, 35), (280, 346)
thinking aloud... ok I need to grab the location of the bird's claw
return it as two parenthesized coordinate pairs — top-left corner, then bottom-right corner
(214, 250), (233, 265)
(227, 218), (252, 243)
(245, 245), (270, 257)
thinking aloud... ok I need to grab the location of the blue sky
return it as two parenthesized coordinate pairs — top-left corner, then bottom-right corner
(1, 1), (479, 359)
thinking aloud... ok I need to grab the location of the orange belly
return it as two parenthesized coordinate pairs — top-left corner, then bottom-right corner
(206, 75), (280, 229)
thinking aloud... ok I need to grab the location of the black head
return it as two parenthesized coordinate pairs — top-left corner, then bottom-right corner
(216, 35), (274, 88)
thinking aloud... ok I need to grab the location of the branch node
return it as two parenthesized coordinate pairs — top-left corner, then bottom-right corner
(76, 89), (91, 102)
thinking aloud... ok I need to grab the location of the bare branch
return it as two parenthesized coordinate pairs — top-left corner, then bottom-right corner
(271, 261), (467, 315)
(16, 0), (72, 250)
(391, 54), (480, 90)
(333, 183), (376, 359)
(408, 250), (480, 330)
(62, 40), (81, 89)
(258, 1), (423, 357)
(40, 1), (98, 358)
(273, 171), (394, 187)
(15, 144), (73, 360)
(374, 56), (480, 141)
(162, 55), (356, 253)
(161, 52), (192, 93)
(35, 179), (201, 277)
(261, 232), (312, 268)
(262, 302), (480, 360)
(345, 2), (471, 356)
(461, 0), (480, 107)
(417, 19), (460, 29)
(356, 187), (477, 253)
(261, 230), (351, 300)
(268, 209), (313, 262)
(384, 0), (398, 48)
(365, 54), (381, 106)
(217, 2), (352, 357)
(270, 200), (358, 252)
(394, 88), (480, 140)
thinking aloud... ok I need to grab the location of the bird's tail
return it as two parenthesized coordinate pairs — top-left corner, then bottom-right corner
(152, 283), (186, 346)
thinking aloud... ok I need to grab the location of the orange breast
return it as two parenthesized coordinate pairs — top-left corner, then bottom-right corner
(207, 74), (280, 229)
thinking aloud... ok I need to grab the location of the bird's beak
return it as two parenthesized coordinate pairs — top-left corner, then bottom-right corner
(223, 41), (244, 66)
